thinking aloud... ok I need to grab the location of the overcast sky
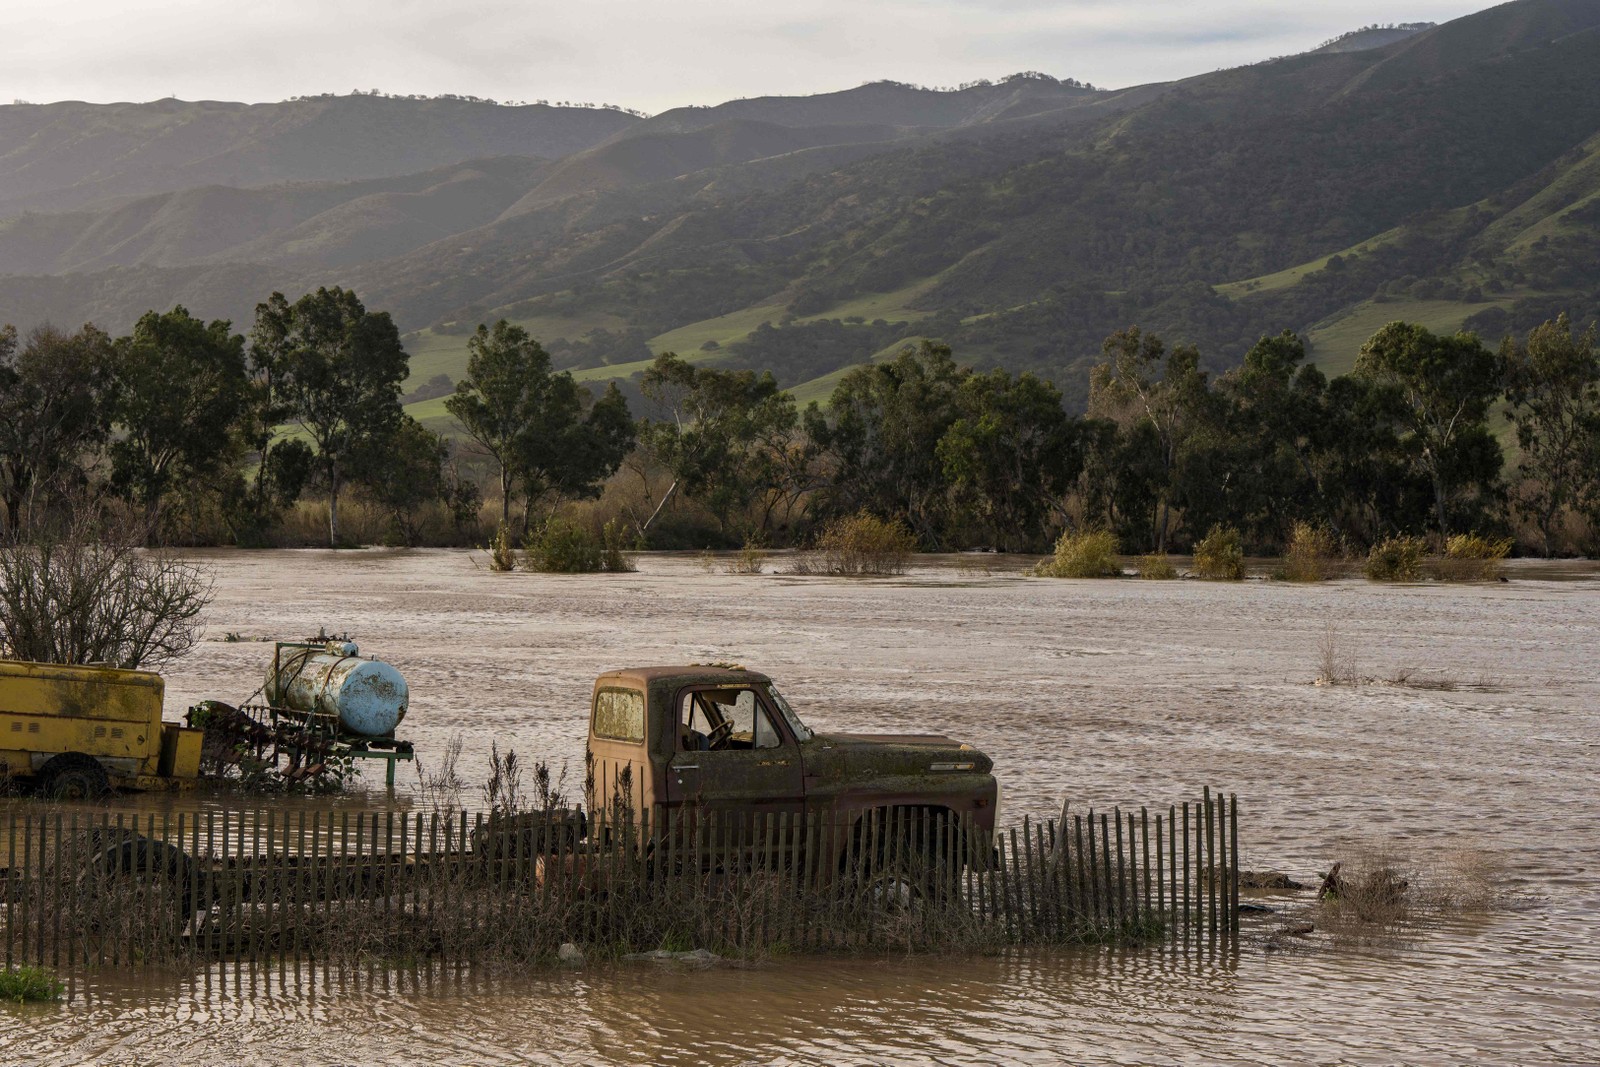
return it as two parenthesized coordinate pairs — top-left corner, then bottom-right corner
(4, 1), (1493, 113)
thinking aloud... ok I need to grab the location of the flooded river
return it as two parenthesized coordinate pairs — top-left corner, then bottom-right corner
(5, 550), (1598, 1064)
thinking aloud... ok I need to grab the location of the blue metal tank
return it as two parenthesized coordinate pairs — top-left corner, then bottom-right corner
(263, 642), (409, 737)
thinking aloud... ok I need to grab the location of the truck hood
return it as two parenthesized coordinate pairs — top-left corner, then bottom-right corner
(809, 733), (994, 776)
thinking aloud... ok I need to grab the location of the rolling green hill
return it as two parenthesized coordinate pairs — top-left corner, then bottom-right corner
(3, 1), (1599, 414)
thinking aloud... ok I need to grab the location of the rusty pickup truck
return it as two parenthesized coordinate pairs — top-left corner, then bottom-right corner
(582, 665), (1000, 882)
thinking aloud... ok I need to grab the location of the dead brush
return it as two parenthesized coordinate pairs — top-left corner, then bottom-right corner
(1314, 621), (1360, 686)
(413, 732), (466, 811)
(1314, 841), (1510, 943)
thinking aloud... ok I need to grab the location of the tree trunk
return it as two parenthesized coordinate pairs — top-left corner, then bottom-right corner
(639, 479), (678, 536)
(500, 464), (512, 527)
(1430, 467), (1449, 540)
(328, 460), (341, 548)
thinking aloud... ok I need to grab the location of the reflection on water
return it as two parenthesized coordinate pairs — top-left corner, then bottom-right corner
(3, 551), (1599, 1064)
(13, 913), (1599, 1066)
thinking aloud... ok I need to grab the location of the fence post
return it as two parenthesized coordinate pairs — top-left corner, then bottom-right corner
(1113, 808), (1128, 933)
(1140, 807), (1151, 920)
(1098, 812), (1113, 932)
(1230, 793), (1240, 933)
(1181, 802), (1189, 934)
(1078, 813), (1093, 932)
(1204, 787), (1217, 936)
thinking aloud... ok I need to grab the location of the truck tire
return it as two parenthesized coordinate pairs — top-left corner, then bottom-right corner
(38, 752), (111, 800)
(76, 828), (198, 926)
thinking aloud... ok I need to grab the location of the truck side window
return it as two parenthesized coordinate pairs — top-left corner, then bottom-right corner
(679, 688), (783, 751)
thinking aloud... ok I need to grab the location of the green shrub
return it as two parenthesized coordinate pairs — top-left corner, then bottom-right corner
(1035, 530), (1121, 578)
(1137, 552), (1177, 579)
(0, 965), (63, 1002)
(1283, 521), (1337, 582)
(488, 522), (517, 572)
(1365, 536), (1428, 581)
(523, 518), (602, 573)
(1435, 533), (1513, 581)
(1192, 524), (1244, 580)
(802, 512), (918, 575)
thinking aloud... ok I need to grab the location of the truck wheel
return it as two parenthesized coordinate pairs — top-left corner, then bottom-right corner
(38, 753), (111, 800)
(77, 828), (198, 926)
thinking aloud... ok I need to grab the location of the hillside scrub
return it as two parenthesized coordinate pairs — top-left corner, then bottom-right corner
(1035, 530), (1121, 578)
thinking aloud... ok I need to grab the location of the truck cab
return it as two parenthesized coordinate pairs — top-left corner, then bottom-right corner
(587, 666), (998, 871)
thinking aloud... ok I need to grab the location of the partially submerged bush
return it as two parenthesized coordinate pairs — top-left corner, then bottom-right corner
(1316, 843), (1508, 938)
(1034, 530), (1120, 578)
(523, 518), (634, 574)
(524, 518), (601, 573)
(1365, 536), (1427, 581)
(1137, 552), (1177, 579)
(1283, 521), (1337, 582)
(0, 965), (64, 1003)
(1192, 524), (1244, 580)
(601, 519), (635, 573)
(800, 512), (917, 576)
(487, 522), (516, 572)
(1434, 533), (1513, 581)
(727, 540), (766, 575)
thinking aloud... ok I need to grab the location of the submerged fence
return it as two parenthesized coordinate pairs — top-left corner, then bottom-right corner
(0, 790), (1239, 970)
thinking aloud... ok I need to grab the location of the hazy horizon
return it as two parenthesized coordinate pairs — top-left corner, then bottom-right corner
(4, 1), (1491, 114)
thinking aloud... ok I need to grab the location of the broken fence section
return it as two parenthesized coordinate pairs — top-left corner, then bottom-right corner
(0, 790), (1240, 969)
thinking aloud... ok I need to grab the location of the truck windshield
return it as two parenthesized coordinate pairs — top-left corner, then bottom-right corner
(765, 685), (813, 742)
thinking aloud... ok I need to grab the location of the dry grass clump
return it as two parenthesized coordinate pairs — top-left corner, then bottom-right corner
(1433, 533), (1513, 581)
(1034, 529), (1121, 578)
(1192, 524), (1244, 580)
(1283, 522), (1338, 582)
(1364, 535), (1428, 581)
(1137, 552), (1178, 579)
(793, 512), (917, 576)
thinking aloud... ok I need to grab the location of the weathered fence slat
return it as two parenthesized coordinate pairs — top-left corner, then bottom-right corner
(0, 787), (1241, 968)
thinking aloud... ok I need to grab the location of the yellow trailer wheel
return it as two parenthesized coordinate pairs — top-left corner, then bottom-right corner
(38, 752), (111, 800)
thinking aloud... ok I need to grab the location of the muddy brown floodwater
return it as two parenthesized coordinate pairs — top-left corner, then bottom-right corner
(4, 549), (1599, 1065)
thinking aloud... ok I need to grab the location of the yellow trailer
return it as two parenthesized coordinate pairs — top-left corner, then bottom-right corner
(0, 658), (203, 798)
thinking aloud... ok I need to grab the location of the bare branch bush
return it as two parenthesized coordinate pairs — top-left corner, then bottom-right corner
(0, 510), (213, 670)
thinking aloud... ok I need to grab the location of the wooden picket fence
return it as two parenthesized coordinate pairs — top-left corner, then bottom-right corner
(0, 789), (1239, 970)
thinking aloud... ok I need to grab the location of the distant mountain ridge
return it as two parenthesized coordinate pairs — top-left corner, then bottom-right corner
(1310, 23), (1435, 54)
(2, 1), (1598, 421)
(0, 96), (634, 217)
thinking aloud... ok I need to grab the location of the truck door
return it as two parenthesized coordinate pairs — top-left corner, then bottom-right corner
(664, 685), (805, 841)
